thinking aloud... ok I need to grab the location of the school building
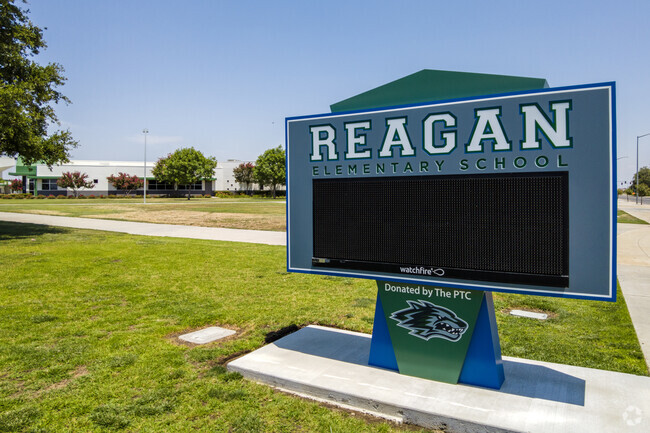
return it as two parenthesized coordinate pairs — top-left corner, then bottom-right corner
(6, 158), (255, 196)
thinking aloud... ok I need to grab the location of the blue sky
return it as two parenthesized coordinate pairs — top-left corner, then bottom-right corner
(21, 0), (650, 183)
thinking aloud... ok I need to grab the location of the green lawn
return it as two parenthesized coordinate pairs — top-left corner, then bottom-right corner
(0, 222), (646, 432)
(617, 210), (649, 224)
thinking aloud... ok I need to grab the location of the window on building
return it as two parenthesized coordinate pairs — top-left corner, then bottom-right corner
(41, 179), (58, 191)
(147, 180), (174, 190)
(146, 180), (202, 190)
(179, 182), (202, 190)
(28, 179), (34, 193)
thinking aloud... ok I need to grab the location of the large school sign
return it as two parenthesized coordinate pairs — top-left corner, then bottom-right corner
(286, 83), (616, 301)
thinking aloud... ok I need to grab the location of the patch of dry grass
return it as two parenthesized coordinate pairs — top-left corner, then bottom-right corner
(17, 209), (67, 216)
(86, 210), (286, 231)
(0, 199), (287, 231)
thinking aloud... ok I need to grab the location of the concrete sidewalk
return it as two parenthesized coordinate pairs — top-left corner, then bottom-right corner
(617, 201), (650, 369)
(0, 212), (286, 246)
(619, 199), (650, 224)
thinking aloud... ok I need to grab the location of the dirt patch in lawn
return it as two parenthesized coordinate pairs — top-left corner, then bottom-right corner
(86, 210), (286, 231)
(20, 209), (68, 216)
(41, 366), (89, 394)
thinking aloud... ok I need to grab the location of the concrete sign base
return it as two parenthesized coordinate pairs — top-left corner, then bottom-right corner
(228, 325), (650, 433)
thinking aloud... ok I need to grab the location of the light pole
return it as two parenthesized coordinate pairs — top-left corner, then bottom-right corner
(636, 133), (650, 204)
(143, 128), (149, 204)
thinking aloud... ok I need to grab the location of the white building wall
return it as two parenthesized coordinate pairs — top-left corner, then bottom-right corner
(30, 159), (257, 195)
(36, 160), (154, 195)
(215, 160), (253, 191)
(0, 157), (15, 175)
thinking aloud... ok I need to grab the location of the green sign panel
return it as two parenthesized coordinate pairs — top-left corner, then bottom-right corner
(377, 281), (484, 383)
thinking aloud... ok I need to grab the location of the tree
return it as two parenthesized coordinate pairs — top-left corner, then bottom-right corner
(57, 171), (94, 197)
(9, 178), (22, 192)
(0, 0), (78, 166)
(152, 147), (217, 200)
(233, 162), (255, 195)
(254, 146), (285, 198)
(107, 172), (144, 197)
(638, 183), (650, 198)
(631, 167), (650, 194)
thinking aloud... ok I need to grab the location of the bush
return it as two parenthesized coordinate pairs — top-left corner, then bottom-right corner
(87, 194), (96, 199)
(36, 195), (46, 199)
(3, 193), (33, 199)
(78, 195), (87, 199)
(214, 191), (235, 198)
(108, 194), (118, 199)
(9, 178), (23, 193)
(46, 194), (56, 199)
(251, 190), (286, 198)
(67, 195), (75, 199)
(56, 195), (67, 199)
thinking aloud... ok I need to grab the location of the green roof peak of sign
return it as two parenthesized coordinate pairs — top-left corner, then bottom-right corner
(330, 69), (549, 113)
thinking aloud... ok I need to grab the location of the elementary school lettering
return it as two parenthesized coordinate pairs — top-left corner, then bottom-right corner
(309, 100), (573, 165)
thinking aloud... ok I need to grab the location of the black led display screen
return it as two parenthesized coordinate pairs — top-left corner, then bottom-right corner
(312, 172), (569, 287)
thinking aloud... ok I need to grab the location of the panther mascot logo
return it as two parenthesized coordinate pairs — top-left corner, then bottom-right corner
(390, 300), (468, 342)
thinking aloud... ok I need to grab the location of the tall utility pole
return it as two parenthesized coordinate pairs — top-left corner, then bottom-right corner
(143, 128), (149, 204)
(637, 133), (650, 204)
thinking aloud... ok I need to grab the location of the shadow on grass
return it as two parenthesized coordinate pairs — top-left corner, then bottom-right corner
(0, 221), (67, 241)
